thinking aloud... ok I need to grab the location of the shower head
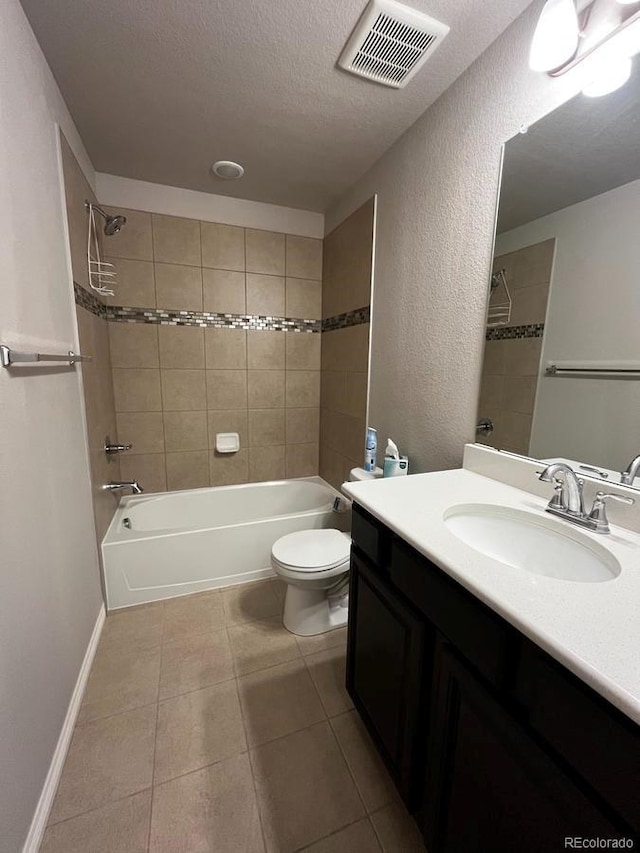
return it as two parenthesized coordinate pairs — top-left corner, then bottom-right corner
(86, 201), (127, 236)
(103, 214), (126, 235)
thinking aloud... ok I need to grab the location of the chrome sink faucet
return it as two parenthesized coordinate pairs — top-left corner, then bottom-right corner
(102, 480), (144, 495)
(620, 454), (640, 485)
(537, 463), (634, 533)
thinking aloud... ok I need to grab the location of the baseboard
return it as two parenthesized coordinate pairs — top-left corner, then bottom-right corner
(22, 604), (106, 853)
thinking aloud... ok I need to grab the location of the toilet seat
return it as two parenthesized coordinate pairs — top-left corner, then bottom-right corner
(271, 529), (351, 573)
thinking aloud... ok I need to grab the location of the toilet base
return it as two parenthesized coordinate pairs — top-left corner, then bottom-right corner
(282, 584), (349, 636)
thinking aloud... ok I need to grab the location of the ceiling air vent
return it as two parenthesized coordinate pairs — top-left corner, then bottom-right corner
(338, 0), (449, 89)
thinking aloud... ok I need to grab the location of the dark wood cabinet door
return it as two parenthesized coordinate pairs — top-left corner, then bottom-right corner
(422, 640), (626, 853)
(346, 549), (430, 807)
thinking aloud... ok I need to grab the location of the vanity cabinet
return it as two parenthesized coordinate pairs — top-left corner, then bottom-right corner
(347, 503), (640, 851)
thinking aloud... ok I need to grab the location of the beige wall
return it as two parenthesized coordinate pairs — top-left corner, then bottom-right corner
(319, 199), (374, 489)
(479, 239), (553, 454)
(0, 2), (104, 849)
(324, 0), (583, 476)
(104, 210), (323, 490)
(60, 135), (122, 547)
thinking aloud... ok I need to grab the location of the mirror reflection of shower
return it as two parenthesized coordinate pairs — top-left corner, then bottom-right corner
(85, 201), (127, 296)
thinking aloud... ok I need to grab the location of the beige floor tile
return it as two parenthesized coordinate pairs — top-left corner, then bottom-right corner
(40, 791), (151, 853)
(305, 646), (353, 717)
(270, 578), (286, 604)
(228, 616), (301, 676)
(222, 580), (281, 626)
(162, 590), (225, 643)
(101, 602), (164, 652)
(369, 803), (427, 853)
(250, 721), (364, 852)
(150, 754), (264, 853)
(299, 818), (382, 852)
(159, 628), (234, 700)
(295, 626), (347, 657)
(238, 658), (325, 746)
(154, 680), (246, 783)
(49, 705), (156, 824)
(78, 644), (160, 723)
(331, 710), (398, 813)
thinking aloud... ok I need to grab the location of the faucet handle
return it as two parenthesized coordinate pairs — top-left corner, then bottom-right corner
(536, 471), (565, 510)
(588, 491), (635, 534)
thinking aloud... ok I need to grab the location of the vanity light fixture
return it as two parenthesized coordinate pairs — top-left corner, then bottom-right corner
(530, 0), (640, 96)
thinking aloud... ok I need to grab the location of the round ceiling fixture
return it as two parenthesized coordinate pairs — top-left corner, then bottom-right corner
(211, 160), (244, 180)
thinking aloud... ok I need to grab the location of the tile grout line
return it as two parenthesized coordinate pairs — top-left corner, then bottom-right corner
(293, 814), (381, 853)
(146, 604), (164, 852)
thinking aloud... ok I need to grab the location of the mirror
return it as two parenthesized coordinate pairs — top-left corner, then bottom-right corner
(477, 63), (640, 489)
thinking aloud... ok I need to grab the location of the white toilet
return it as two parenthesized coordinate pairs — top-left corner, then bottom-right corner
(271, 467), (382, 636)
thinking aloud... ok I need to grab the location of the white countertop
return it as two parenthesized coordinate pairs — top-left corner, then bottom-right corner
(343, 468), (640, 725)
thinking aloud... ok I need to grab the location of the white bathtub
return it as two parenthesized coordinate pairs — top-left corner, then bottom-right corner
(102, 477), (350, 609)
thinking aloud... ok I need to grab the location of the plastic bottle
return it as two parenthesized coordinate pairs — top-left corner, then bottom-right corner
(365, 427), (377, 472)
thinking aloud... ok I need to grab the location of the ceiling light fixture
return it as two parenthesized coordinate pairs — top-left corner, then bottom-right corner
(529, 0), (640, 97)
(211, 160), (244, 180)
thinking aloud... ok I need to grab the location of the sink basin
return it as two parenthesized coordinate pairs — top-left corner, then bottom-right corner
(443, 504), (620, 583)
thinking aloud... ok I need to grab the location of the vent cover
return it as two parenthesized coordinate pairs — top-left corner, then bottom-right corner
(338, 0), (449, 89)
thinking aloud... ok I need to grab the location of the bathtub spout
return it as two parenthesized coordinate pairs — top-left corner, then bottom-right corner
(103, 480), (144, 495)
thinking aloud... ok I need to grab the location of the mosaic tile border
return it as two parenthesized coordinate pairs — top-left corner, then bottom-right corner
(321, 305), (370, 332)
(486, 323), (544, 341)
(106, 305), (321, 332)
(74, 282), (107, 318)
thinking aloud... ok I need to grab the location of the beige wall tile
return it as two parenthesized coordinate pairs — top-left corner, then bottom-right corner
(249, 445), (285, 482)
(479, 374), (504, 412)
(205, 328), (247, 369)
(60, 137), (94, 286)
(286, 443), (319, 478)
(103, 208), (153, 261)
(286, 235), (323, 280)
(109, 323), (159, 369)
(286, 333), (321, 370)
(163, 411), (208, 452)
(286, 408), (320, 445)
(503, 375), (537, 415)
(323, 198), (374, 319)
(201, 222), (245, 271)
(155, 263), (203, 311)
(482, 340), (506, 375)
(345, 371), (368, 420)
(512, 238), (555, 287)
(247, 331), (285, 370)
(113, 368), (162, 412)
(161, 369), (206, 411)
(320, 371), (347, 414)
(502, 411), (533, 455)
(246, 273), (285, 316)
(210, 449), (249, 485)
(248, 370), (285, 408)
(245, 229), (285, 275)
(206, 370), (248, 409)
(166, 450), (210, 490)
(504, 338), (543, 376)
(320, 445), (354, 491)
(152, 214), (201, 266)
(120, 453), (167, 492)
(286, 277), (322, 319)
(158, 325), (205, 369)
(248, 409), (285, 446)
(116, 412), (165, 454)
(321, 324), (370, 373)
(208, 410), (248, 450)
(286, 371), (320, 408)
(509, 282), (550, 326)
(104, 257), (155, 308)
(202, 269), (246, 314)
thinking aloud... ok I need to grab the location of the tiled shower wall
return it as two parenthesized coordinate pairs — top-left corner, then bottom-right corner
(101, 210), (323, 492)
(319, 198), (375, 489)
(478, 238), (554, 455)
(60, 135), (121, 549)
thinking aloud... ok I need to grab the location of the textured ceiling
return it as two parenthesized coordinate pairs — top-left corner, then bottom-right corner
(499, 61), (640, 233)
(20, 0), (532, 212)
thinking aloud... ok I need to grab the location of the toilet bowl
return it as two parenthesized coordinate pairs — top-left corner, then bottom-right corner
(271, 468), (381, 636)
(271, 529), (351, 636)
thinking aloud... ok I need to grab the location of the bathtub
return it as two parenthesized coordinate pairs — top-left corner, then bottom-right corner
(101, 476), (350, 609)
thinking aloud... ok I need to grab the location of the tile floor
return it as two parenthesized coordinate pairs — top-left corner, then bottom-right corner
(42, 579), (427, 852)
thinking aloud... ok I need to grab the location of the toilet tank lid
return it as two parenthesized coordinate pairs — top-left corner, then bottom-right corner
(272, 529), (351, 570)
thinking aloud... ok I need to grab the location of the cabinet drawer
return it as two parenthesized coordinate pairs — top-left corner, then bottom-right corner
(391, 537), (512, 688)
(514, 641), (640, 834)
(352, 503), (390, 569)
